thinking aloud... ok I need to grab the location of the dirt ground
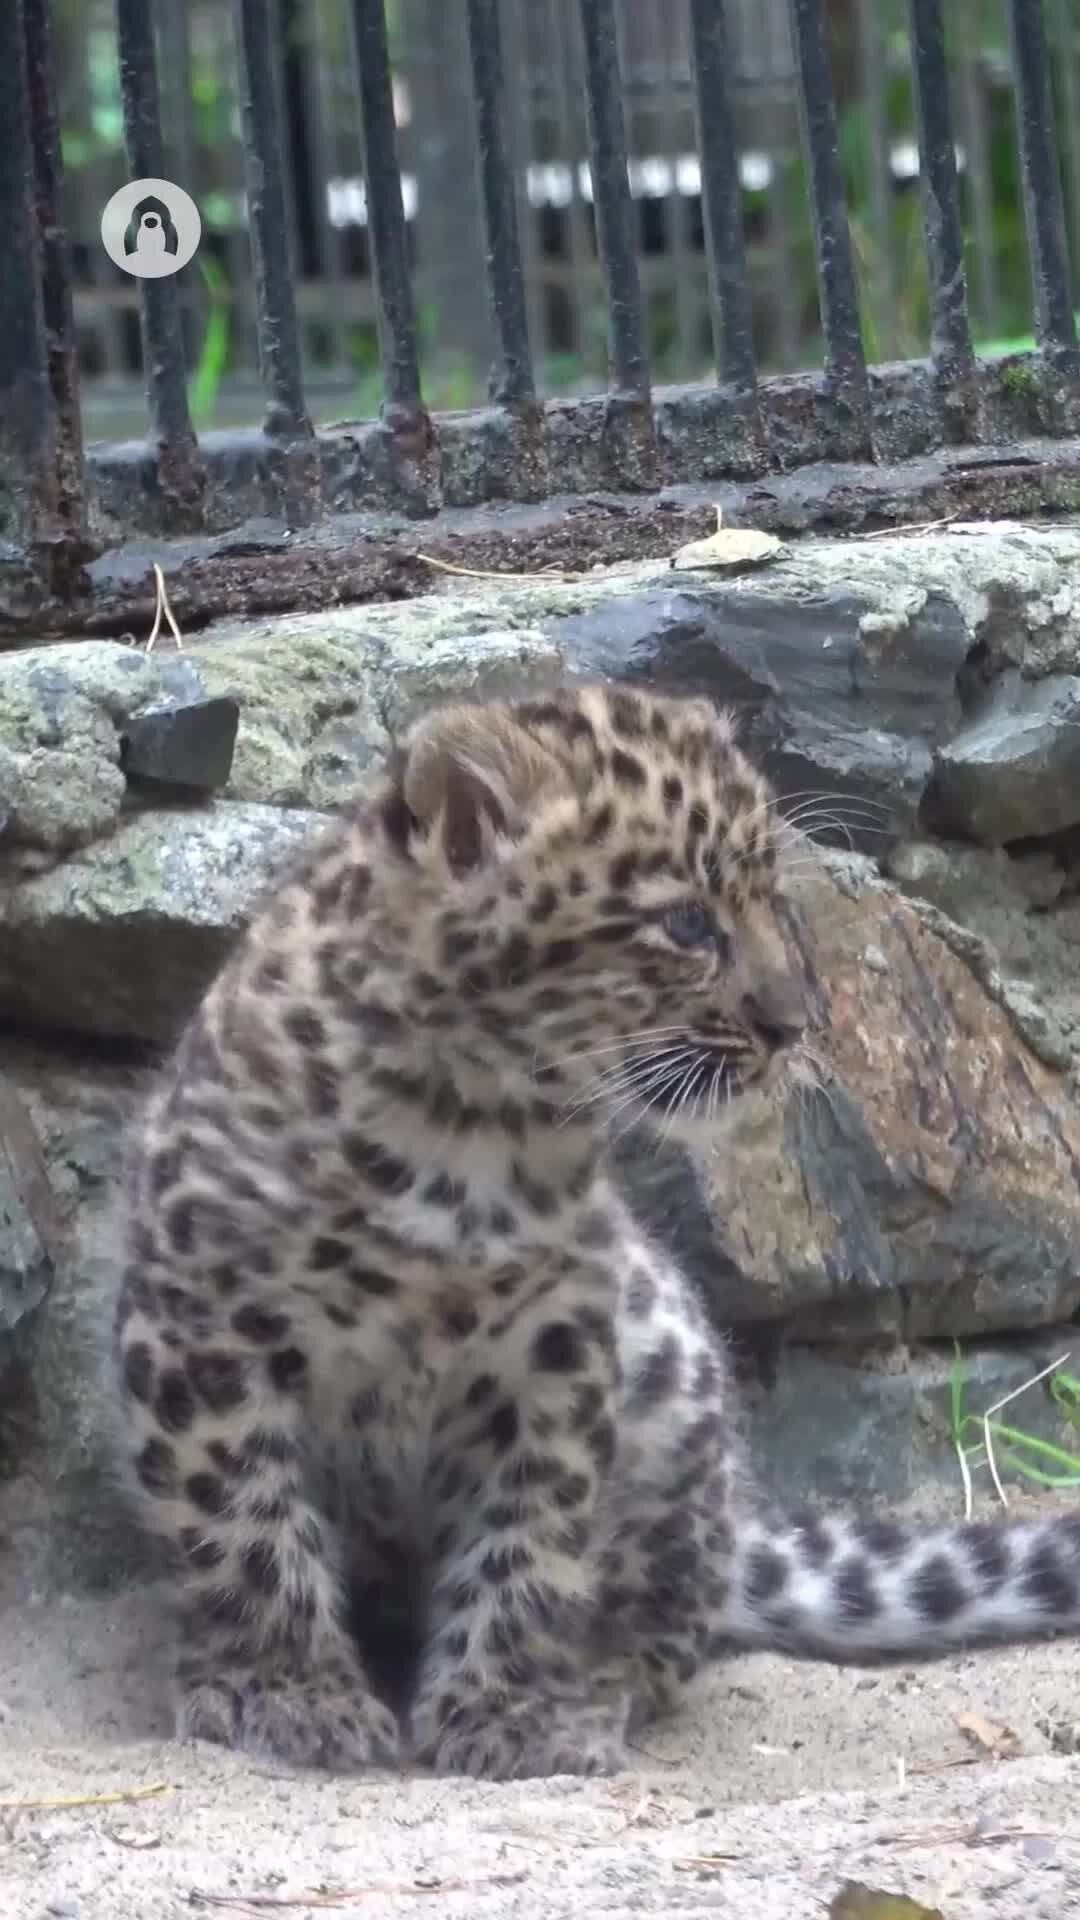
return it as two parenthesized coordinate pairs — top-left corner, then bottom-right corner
(2, 1572), (1078, 1920)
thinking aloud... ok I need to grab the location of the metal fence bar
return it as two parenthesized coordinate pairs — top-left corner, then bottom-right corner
(908, 0), (974, 386)
(502, 0), (546, 389)
(687, 0), (757, 394)
(347, 0), (426, 428)
(22, 0), (90, 560)
(294, 0), (347, 368)
(1008, 0), (1078, 367)
(465, 0), (536, 406)
(954, 0), (998, 340)
(234, 0), (313, 441)
(555, 0), (594, 371)
(786, 0), (871, 444)
(761, 48), (802, 375)
(857, 0), (897, 360)
(1050, 0), (1080, 304)
(658, 8), (696, 374)
(157, 0), (199, 371)
(115, 0), (204, 519)
(576, 0), (651, 402)
(269, 1), (303, 299)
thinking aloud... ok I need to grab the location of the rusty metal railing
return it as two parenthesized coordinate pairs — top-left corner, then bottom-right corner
(1, 0), (1079, 612)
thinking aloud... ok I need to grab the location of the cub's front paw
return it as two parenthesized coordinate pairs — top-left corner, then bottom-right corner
(176, 1656), (400, 1772)
(417, 1692), (628, 1781)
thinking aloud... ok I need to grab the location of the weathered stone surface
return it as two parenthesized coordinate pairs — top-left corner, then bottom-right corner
(0, 740), (126, 856)
(617, 854), (1080, 1343)
(0, 1081), (64, 1439)
(0, 803), (324, 1045)
(0, 642), (164, 852)
(0, 622), (572, 840)
(120, 696), (239, 791)
(924, 672), (1080, 845)
(556, 584), (966, 836)
(7, 524), (1080, 847)
(183, 520), (1080, 842)
(375, 627), (568, 736)
(182, 625), (390, 807)
(886, 837), (1067, 915)
(14, 518), (1076, 840)
(885, 840), (1080, 1079)
(0, 630), (384, 832)
(0, 1041), (149, 1579)
(745, 1330), (1080, 1511)
(185, 620), (570, 805)
(0, 638), (169, 737)
(0, 641), (245, 856)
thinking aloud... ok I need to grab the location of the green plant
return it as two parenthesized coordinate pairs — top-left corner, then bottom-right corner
(979, 318), (1080, 360)
(1049, 1367), (1080, 1428)
(188, 255), (231, 429)
(949, 1343), (1080, 1513)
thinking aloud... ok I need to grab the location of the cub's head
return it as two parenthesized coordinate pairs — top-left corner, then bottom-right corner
(377, 684), (807, 1135)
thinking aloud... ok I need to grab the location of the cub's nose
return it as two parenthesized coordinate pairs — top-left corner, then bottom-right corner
(741, 971), (806, 1052)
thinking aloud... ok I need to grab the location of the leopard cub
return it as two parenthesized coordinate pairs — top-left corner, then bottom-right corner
(115, 683), (1080, 1781)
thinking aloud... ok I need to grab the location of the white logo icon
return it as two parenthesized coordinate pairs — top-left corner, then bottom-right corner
(100, 177), (201, 279)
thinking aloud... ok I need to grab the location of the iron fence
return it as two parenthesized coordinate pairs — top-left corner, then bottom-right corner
(2, 0), (1080, 606)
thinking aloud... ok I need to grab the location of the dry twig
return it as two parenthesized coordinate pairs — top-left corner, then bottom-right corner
(954, 1423), (975, 1521)
(848, 516), (958, 541)
(981, 1349), (1072, 1510)
(145, 562), (185, 651)
(872, 1818), (1075, 1852)
(415, 551), (581, 585)
(672, 1851), (742, 1872)
(906, 1755), (980, 1777)
(192, 1871), (529, 1910)
(0, 1781), (172, 1812)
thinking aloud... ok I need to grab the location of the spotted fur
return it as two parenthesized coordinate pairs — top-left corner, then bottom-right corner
(114, 683), (1080, 1780)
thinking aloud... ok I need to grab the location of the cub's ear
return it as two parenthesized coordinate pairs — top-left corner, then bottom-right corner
(389, 705), (564, 872)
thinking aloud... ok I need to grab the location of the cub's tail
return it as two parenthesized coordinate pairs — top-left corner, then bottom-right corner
(720, 1505), (1080, 1660)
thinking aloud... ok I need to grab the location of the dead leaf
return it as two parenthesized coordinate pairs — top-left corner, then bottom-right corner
(830, 1884), (946, 1920)
(670, 506), (783, 575)
(1037, 1713), (1080, 1754)
(107, 1824), (162, 1850)
(956, 1710), (1021, 1760)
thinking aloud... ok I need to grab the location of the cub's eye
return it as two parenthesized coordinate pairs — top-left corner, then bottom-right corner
(663, 901), (715, 949)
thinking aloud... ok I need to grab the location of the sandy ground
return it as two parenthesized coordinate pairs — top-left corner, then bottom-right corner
(1, 1575), (1079, 1920)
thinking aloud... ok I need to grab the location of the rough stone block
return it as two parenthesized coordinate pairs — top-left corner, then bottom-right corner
(120, 696), (239, 792)
(0, 803), (324, 1045)
(925, 672), (1080, 845)
(0, 1082), (60, 1417)
(616, 854), (1080, 1343)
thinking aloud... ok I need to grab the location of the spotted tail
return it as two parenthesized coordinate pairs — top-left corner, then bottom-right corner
(720, 1506), (1080, 1660)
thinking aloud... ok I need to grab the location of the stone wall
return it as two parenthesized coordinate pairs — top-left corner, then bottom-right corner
(4, 521), (1080, 1586)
